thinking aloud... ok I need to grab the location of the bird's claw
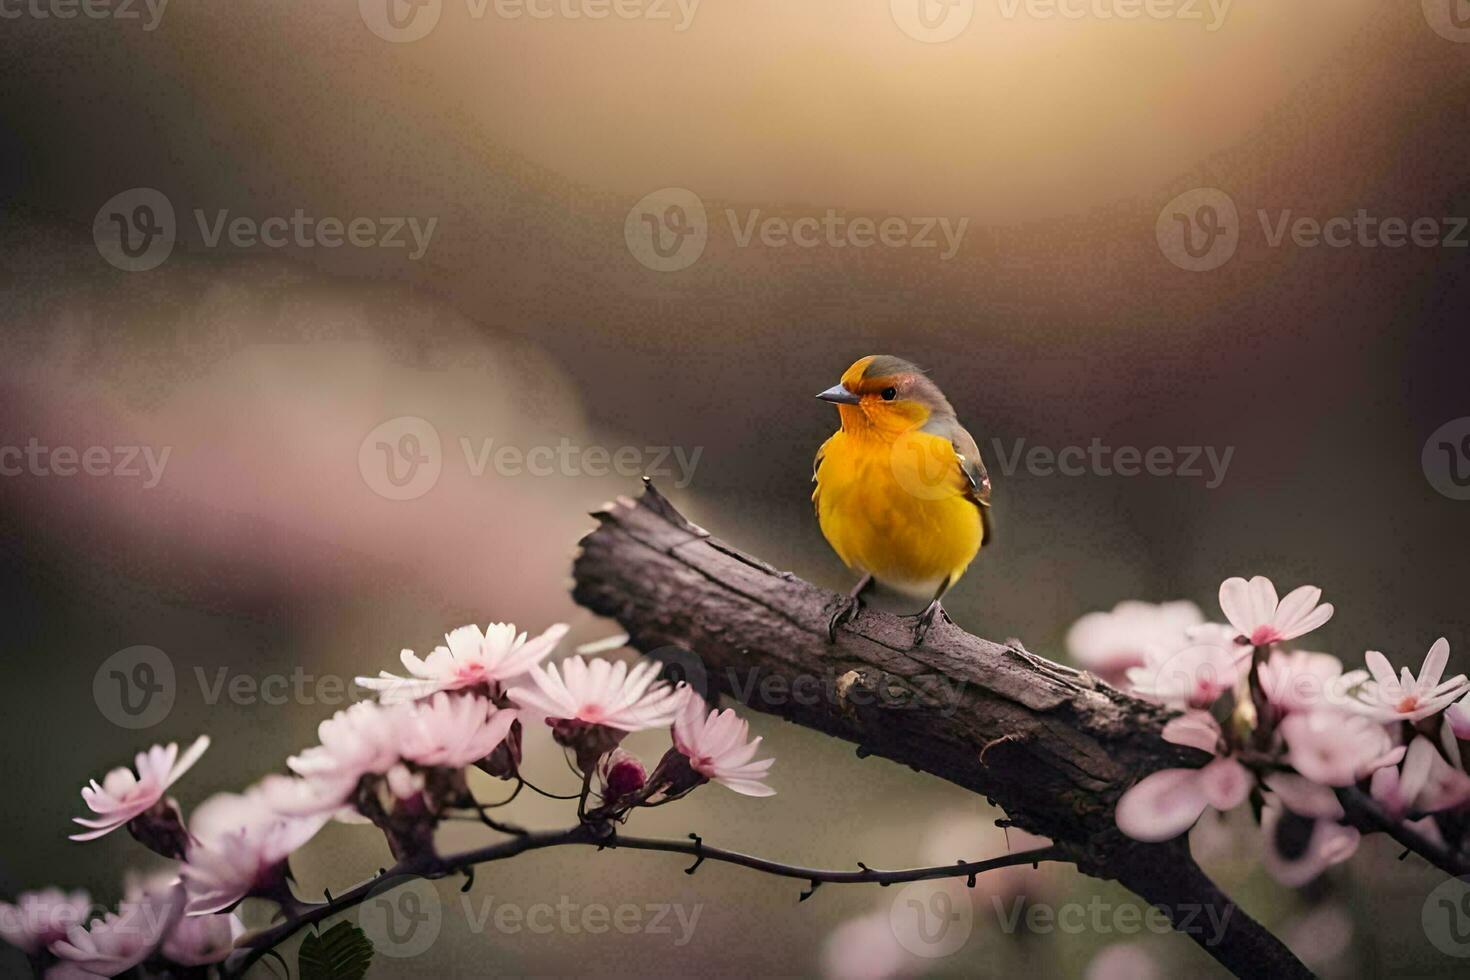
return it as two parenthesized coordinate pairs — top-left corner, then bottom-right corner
(911, 602), (946, 647)
(827, 596), (861, 642)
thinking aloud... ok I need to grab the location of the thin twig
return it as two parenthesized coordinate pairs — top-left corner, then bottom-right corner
(222, 827), (1063, 977)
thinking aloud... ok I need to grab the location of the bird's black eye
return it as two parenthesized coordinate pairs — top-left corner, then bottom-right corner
(881, 387), (897, 401)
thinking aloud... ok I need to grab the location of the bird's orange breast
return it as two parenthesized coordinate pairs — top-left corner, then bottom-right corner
(813, 428), (983, 599)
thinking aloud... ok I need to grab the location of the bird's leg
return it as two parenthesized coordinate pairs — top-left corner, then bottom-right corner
(826, 573), (873, 642)
(911, 577), (953, 647)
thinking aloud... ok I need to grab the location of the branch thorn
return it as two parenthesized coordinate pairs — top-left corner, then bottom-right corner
(684, 833), (706, 875)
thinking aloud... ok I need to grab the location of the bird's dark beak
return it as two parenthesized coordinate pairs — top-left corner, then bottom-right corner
(816, 383), (861, 405)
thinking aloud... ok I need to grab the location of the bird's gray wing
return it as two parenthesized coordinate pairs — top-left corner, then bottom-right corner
(921, 415), (993, 542)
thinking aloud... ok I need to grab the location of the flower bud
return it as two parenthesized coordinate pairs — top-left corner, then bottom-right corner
(598, 749), (647, 805)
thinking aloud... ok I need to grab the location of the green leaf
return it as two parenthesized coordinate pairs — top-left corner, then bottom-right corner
(298, 921), (375, 980)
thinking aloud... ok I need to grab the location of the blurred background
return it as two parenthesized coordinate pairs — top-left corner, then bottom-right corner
(2, 1), (1469, 976)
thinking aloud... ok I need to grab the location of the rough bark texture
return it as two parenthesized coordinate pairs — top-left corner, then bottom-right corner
(570, 482), (1310, 978)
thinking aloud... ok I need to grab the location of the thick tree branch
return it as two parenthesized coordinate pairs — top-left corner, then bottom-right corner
(569, 481), (1310, 979)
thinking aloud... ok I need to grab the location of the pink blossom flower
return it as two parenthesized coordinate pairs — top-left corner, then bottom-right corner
(357, 622), (567, 704)
(1256, 650), (1350, 715)
(1281, 904), (1354, 972)
(1115, 712), (1251, 842)
(287, 701), (403, 799)
(1447, 692), (1470, 740)
(70, 736), (210, 842)
(182, 787), (328, 915)
(0, 888), (92, 956)
(1065, 600), (1203, 683)
(1124, 643), (1249, 709)
(821, 909), (918, 980)
(1218, 576), (1333, 647)
(671, 692), (775, 797)
(1084, 943), (1160, 980)
(1260, 800), (1359, 887)
(1263, 773), (1344, 820)
(1279, 711), (1404, 786)
(1350, 638), (1470, 723)
(161, 911), (244, 966)
(1372, 736), (1470, 819)
(597, 748), (648, 805)
(396, 693), (518, 769)
(508, 656), (683, 732)
(50, 878), (185, 976)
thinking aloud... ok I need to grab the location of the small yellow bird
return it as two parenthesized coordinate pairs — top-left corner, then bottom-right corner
(812, 355), (992, 645)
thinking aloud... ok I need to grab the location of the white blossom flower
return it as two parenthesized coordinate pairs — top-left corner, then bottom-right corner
(1218, 576), (1334, 646)
(1114, 712), (1250, 842)
(1260, 800), (1359, 888)
(182, 787), (328, 915)
(508, 656), (683, 732)
(1124, 643), (1249, 710)
(672, 692), (775, 797)
(161, 910), (244, 966)
(396, 693), (518, 769)
(70, 737), (210, 842)
(357, 623), (568, 704)
(1349, 638), (1470, 723)
(0, 888), (92, 956)
(50, 878), (185, 976)
(1065, 600), (1203, 682)
(1279, 711), (1404, 787)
